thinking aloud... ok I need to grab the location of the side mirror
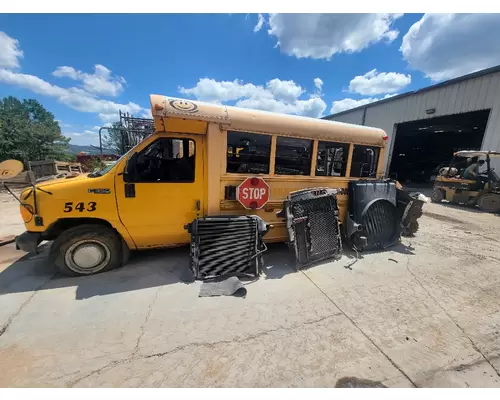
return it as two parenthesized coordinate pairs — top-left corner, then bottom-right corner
(124, 152), (138, 182)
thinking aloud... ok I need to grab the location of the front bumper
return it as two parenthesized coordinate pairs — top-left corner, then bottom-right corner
(15, 231), (42, 253)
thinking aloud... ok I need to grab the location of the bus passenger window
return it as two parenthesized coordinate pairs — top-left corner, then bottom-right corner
(135, 138), (195, 182)
(227, 131), (271, 174)
(316, 142), (349, 177)
(350, 145), (380, 178)
(275, 137), (313, 176)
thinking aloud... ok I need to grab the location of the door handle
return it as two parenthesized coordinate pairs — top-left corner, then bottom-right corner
(196, 200), (200, 211)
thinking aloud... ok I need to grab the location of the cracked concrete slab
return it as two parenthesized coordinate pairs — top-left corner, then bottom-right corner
(303, 203), (500, 387)
(1, 199), (500, 387)
(70, 314), (411, 387)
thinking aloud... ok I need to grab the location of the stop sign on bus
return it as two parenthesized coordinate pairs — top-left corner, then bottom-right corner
(237, 177), (270, 210)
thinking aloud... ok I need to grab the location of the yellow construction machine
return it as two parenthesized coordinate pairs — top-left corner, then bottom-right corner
(431, 150), (500, 213)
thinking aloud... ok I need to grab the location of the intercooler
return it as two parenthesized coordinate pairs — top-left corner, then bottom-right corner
(185, 216), (267, 280)
(284, 188), (342, 268)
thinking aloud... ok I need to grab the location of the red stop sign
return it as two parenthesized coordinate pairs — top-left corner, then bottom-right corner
(237, 177), (270, 210)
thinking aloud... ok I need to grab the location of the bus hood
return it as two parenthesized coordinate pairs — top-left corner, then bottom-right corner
(34, 173), (91, 188)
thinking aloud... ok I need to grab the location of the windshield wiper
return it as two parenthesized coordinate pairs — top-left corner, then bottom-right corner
(88, 170), (103, 178)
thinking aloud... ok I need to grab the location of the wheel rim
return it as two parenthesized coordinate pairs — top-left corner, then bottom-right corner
(65, 240), (111, 274)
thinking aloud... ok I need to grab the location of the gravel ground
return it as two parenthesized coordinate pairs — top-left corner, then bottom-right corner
(1, 192), (499, 388)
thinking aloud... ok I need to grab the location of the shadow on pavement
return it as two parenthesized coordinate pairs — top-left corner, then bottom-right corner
(0, 241), (297, 300)
(360, 242), (416, 257)
(261, 242), (295, 279)
(1, 237), (412, 300)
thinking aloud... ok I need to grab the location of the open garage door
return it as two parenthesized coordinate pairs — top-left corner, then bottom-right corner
(389, 109), (490, 185)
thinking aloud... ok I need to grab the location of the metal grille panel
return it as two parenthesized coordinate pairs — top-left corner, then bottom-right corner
(286, 188), (342, 268)
(187, 216), (263, 280)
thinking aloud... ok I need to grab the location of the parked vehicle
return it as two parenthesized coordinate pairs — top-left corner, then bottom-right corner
(431, 150), (500, 212)
(15, 95), (397, 276)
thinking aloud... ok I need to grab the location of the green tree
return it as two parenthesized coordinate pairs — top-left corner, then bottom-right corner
(0, 96), (72, 163)
(102, 121), (124, 155)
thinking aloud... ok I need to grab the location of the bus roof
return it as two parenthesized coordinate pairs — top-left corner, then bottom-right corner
(150, 95), (388, 147)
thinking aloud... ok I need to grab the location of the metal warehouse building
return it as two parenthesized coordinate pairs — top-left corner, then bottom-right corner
(324, 65), (500, 184)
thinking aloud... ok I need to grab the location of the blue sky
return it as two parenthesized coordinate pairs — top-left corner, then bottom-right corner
(1, 13), (499, 146)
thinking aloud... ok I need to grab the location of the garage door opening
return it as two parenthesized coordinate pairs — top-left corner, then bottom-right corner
(389, 109), (490, 185)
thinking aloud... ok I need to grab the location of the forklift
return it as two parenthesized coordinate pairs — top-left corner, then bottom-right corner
(431, 150), (500, 213)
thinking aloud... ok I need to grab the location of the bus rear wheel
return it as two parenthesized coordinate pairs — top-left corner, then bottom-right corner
(477, 193), (500, 213)
(431, 188), (445, 203)
(49, 224), (123, 276)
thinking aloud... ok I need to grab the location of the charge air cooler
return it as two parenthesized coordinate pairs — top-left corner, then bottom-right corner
(347, 180), (400, 251)
(284, 188), (342, 269)
(185, 216), (268, 280)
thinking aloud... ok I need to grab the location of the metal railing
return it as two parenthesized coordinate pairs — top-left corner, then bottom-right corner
(97, 111), (155, 156)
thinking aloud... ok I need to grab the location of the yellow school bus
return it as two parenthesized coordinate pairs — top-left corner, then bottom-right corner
(15, 95), (388, 276)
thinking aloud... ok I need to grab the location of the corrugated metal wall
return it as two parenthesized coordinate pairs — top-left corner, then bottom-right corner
(329, 108), (364, 125)
(327, 71), (500, 174)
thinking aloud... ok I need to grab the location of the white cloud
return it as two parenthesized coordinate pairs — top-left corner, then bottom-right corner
(0, 31), (23, 69)
(179, 78), (267, 103)
(330, 94), (395, 114)
(236, 96), (326, 118)
(267, 14), (402, 59)
(139, 110), (153, 119)
(97, 113), (120, 123)
(52, 64), (126, 97)
(180, 77), (326, 118)
(401, 14), (500, 81)
(266, 78), (304, 102)
(348, 69), (411, 95)
(314, 78), (323, 91)
(254, 14), (265, 33)
(0, 68), (143, 117)
(0, 31), (148, 126)
(52, 66), (80, 80)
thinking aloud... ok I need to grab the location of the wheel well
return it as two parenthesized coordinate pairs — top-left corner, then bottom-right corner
(43, 218), (115, 240)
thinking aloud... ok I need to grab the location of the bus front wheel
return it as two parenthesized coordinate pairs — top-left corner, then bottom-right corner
(49, 224), (123, 276)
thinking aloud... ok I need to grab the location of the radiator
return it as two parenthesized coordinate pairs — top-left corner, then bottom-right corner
(362, 199), (400, 249)
(285, 188), (342, 268)
(347, 180), (400, 250)
(186, 216), (266, 280)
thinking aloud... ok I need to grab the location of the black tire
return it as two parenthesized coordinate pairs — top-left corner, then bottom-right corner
(431, 188), (445, 203)
(477, 193), (500, 213)
(49, 224), (123, 276)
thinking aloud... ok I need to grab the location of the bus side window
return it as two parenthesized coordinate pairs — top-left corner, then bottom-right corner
(226, 131), (271, 174)
(350, 145), (380, 178)
(275, 137), (313, 176)
(316, 141), (349, 177)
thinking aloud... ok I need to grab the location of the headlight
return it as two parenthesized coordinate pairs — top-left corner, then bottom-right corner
(20, 204), (34, 223)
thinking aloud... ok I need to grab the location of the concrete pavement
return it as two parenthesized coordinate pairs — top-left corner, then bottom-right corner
(1, 200), (500, 387)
